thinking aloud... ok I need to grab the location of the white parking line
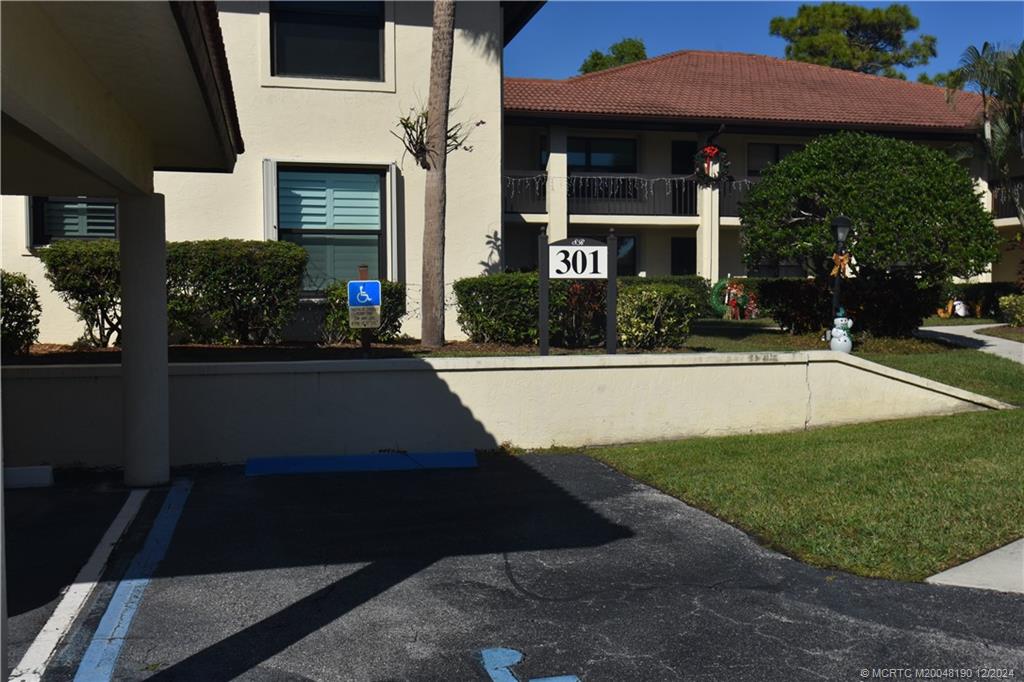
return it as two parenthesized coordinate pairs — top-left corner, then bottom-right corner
(8, 489), (148, 682)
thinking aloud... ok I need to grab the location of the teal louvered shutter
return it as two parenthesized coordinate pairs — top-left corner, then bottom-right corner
(43, 200), (116, 240)
(277, 170), (382, 290)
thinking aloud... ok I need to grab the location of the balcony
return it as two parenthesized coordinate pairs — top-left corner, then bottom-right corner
(719, 179), (756, 217)
(993, 181), (1022, 220)
(503, 173), (699, 217)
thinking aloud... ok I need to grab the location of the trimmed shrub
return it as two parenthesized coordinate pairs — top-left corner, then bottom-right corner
(167, 240), (307, 344)
(617, 284), (698, 349)
(37, 239), (121, 347)
(757, 278), (830, 333)
(322, 280), (407, 343)
(620, 275), (712, 317)
(999, 294), (1024, 326)
(454, 272), (539, 345)
(941, 282), (1019, 318)
(39, 239), (307, 347)
(1, 270), (42, 356)
(755, 276), (941, 337)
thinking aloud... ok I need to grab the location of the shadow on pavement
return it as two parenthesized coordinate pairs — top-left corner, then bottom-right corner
(144, 455), (632, 680)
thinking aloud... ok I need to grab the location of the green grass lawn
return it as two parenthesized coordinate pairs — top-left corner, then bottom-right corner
(685, 319), (950, 355)
(922, 316), (999, 327)
(976, 325), (1024, 344)
(583, 349), (1024, 582)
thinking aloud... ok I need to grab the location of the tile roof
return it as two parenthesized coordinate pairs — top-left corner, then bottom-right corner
(504, 50), (983, 134)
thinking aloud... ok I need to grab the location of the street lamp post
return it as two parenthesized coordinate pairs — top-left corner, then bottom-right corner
(830, 215), (852, 317)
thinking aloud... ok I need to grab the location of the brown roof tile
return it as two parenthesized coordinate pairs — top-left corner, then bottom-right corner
(504, 51), (983, 133)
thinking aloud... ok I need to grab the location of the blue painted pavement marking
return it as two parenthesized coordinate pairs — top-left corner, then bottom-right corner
(244, 451), (477, 476)
(74, 480), (193, 682)
(480, 647), (581, 682)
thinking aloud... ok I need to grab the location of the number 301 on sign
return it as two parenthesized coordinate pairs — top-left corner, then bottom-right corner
(549, 243), (608, 279)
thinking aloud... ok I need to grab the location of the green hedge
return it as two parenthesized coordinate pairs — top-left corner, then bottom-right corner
(620, 275), (712, 317)
(39, 239), (307, 347)
(1, 271), (42, 356)
(999, 294), (1024, 326)
(753, 276), (942, 337)
(618, 284), (699, 349)
(323, 280), (407, 343)
(454, 273), (704, 347)
(167, 240), (307, 344)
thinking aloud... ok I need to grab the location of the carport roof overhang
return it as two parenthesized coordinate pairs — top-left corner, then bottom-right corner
(1, 1), (244, 197)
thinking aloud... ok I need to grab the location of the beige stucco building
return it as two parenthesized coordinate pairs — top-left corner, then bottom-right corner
(2, 1), (539, 343)
(502, 51), (1023, 284)
(3, 5), (1021, 346)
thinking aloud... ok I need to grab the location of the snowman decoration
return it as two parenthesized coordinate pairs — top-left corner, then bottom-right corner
(825, 307), (854, 353)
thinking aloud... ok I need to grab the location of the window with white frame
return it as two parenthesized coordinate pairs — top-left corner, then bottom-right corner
(277, 167), (386, 291)
(30, 197), (116, 247)
(270, 1), (385, 81)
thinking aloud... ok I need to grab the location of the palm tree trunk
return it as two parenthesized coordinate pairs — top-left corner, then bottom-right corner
(421, 0), (456, 348)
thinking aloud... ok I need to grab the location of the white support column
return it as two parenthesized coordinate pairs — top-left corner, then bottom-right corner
(118, 193), (169, 487)
(696, 161), (721, 282)
(546, 126), (569, 241)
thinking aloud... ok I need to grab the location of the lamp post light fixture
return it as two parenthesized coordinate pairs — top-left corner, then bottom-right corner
(830, 215), (852, 317)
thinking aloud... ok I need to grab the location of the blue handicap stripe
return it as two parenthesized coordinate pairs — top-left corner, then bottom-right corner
(74, 480), (192, 682)
(244, 451), (477, 476)
(480, 647), (580, 682)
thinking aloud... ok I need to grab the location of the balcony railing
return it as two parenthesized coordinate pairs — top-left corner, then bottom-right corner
(992, 181), (1023, 220)
(720, 178), (757, 217)
(503, 173), (699, 217)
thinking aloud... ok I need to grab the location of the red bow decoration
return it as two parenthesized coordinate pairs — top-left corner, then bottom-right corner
(701, 145), (720, 175)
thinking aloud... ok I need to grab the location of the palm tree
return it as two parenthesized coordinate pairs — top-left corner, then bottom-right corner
(421, 0), (456, 348)
(947, 42), (1024, 226)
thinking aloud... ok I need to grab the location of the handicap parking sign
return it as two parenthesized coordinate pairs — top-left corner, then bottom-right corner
(348, 280), (381, 307)
(348, 280), (382, 329)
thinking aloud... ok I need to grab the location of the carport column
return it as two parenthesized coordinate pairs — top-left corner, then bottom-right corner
(546, 126), (569, 241)
(119, 193), (170, 487)
(696, 163), (720, 282)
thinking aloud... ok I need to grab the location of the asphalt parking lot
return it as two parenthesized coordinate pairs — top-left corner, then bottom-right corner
(7, 454), (1024, 681)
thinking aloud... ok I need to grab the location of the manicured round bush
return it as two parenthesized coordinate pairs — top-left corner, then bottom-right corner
(617, 283), (698, 349)
(740, 132), (1000, 335)
(37, 239), (122, 347)
(741, 131), (1000, 284)
(322, 280), (407, 343)
(1, 270), (42, 356)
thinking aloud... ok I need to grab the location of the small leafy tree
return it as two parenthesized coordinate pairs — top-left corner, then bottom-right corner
(769, 3), (936, 79)
(579, 37), (647, 74)
(1, 270), (42, 356)
(740, 132), (1000, 334)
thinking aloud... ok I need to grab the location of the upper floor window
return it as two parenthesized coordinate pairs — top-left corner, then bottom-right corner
(540, 137), (638, 173)
(747, 143), (802, 177)
(30, 197), (116, 247)
(270, 2), (385, 81)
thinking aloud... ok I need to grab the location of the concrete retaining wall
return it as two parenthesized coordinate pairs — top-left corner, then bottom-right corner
(1, 351), (1010, 468)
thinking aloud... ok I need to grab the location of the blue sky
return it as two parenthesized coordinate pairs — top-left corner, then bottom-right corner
(504, 2), (1023, 82)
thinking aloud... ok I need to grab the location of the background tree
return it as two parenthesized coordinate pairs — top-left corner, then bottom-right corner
(579, 37), (647, 74)
(420, 0), (456, 348)
(916, 70), (954, 87)
(740, 132), (1000, 333)
(769, 3), (936, 79)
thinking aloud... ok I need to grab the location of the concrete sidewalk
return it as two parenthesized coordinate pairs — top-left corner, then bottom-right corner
(916, 323), (1024, 364)
(927, 538), (1024, 594)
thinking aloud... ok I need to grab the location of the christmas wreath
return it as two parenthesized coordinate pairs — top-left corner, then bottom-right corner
(693, 144), (731, 186)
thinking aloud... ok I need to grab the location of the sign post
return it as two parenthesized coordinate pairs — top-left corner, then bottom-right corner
(348, 265), (382, 356)
(538, 230), (618, 356)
